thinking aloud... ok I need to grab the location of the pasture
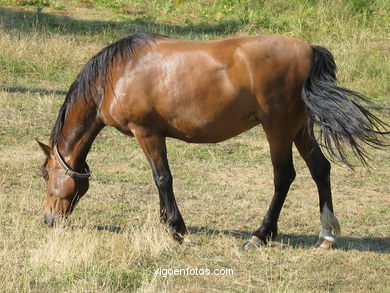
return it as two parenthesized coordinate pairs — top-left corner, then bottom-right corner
(0, 0), (389, 291)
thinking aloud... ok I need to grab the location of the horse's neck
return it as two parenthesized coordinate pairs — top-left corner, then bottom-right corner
(57, 101), (103, 171)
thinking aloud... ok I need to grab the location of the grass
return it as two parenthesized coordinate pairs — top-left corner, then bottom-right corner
(0, 0), (389, 292)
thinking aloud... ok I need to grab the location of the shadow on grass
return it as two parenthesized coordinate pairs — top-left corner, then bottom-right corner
(95, 225), (123, 234)
(80, 224), (390, 253)
(0, 7), (243, 39)
(188, 226), (390, 254)
(188, 226), (251, 240)
(2, 85), (67, 96)
(278, 233), (390, 254)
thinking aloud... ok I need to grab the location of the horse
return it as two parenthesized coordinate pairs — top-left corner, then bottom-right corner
(37, 33), (388, 249)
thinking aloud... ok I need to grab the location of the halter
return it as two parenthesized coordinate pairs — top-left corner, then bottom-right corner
(53, 145), (92, 179)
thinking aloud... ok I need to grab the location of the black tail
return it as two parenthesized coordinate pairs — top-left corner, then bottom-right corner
(302, 45), (388, 167)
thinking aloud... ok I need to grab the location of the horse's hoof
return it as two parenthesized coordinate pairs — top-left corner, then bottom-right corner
(315, 237), (334, 250)
(172, 232), (185, 244)
(243, 235), (263, 249)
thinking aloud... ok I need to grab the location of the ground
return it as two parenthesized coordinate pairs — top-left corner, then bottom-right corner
(0, 1), (389, 292)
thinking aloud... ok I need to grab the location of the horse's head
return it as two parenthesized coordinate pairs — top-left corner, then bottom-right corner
(37, 141), (90, 227)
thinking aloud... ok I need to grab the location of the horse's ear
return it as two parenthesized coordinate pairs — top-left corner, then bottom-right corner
(36, 140), (52, 157)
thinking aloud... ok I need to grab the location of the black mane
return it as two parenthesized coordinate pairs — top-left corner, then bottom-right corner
(50, 33), (163, 146)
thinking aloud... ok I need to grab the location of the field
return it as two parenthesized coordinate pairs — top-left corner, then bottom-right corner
(0, 0), (389, 292)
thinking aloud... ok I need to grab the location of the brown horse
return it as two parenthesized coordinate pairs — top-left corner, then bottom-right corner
(37, 33), (387, 249)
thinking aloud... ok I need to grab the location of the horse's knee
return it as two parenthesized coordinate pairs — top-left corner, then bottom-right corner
(154, 173), (172, 190)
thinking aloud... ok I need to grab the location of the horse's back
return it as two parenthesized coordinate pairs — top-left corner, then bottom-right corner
(101, 34), (312, 142)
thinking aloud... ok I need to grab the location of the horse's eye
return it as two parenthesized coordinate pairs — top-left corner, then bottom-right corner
(40, 165), (49, 181)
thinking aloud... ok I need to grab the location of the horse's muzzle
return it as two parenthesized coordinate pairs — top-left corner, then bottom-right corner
(44, 213), (56, 227)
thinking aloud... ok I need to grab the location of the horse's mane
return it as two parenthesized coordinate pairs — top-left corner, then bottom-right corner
(50, 33), (164, 146)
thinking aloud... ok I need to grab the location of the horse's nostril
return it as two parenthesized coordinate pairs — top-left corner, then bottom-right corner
(44, 214), (55, 227)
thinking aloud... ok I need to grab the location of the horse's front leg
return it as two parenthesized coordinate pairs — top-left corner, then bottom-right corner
(133, 127), (187, 242)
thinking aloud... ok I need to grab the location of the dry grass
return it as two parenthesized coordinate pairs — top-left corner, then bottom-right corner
(0, 1), (389, 292)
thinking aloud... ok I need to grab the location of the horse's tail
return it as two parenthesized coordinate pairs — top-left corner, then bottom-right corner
(302, 45), (388, 167)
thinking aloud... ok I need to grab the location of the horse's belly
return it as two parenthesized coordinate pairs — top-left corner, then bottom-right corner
(176, 122), (260, 143)
(165, 104), (261, 143)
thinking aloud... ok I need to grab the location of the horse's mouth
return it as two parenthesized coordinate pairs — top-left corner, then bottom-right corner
(44, 209), (71, 227)
(44, 212), (56, 227)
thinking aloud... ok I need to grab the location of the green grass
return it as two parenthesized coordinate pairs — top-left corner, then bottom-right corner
(0, 0), (389, 292)
(1, 0), (388, 98)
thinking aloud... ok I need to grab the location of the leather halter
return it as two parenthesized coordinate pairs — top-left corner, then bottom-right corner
(53, 145), (92, 179)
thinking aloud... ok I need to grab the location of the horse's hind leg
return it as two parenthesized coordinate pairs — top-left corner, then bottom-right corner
(133, 127), (187, 242)
(294, 126), (341, 249)
(245, 133), (296, 248)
